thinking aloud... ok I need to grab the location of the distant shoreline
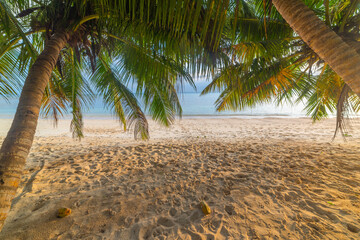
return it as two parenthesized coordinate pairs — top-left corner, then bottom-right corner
(0, 92), (309, 118)
(0, 113), (312, 120)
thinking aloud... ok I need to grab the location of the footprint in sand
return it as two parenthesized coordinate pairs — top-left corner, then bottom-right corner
(225, 205), (237, 216)
(169, 207), (177, 217)
(347, 223), (360, 233)
(157, 217), (175, 227)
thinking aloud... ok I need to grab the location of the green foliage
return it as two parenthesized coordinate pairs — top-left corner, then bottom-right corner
(202, 0), (360, 138)
(0, 49), (23, 99)
(0, 0), (234, 139)
(2, 0), (360, 140)
(91, 53), (149, 140)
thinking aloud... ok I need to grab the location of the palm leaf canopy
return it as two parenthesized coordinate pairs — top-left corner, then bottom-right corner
(0, 0), (241, 139)
(202, 0), (360, 138)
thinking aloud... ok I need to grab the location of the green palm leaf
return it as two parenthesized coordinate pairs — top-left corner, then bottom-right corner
(91, 54), (149, 140)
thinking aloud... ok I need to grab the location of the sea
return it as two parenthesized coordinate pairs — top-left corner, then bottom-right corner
(0, 79), (313, 119)
(0, 92), (307, 119)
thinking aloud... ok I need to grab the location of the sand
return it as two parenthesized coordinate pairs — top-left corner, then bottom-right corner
(0, 117), (360, 239)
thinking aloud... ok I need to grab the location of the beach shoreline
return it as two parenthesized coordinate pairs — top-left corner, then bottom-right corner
(1, 117), (360, 239)
(0, 116), (351, 139)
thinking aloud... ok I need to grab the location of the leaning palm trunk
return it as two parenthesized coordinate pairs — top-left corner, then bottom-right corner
(272, 0), (360, 96)
(0, 31), (68, 230)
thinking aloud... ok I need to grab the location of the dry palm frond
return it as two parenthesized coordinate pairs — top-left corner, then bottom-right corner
(333, 84), (351, 140)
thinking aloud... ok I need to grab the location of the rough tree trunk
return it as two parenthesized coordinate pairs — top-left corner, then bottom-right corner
(272, 0), (360, 96)
(0, 31), (69, 230)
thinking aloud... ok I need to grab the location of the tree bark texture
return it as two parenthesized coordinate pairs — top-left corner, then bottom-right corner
(0, 31), (69, 231)
(272, 0), (360, 96)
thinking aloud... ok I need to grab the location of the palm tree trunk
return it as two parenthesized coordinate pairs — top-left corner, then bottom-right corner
(0, 31), (69, 230)
(272, 0), (360, 96)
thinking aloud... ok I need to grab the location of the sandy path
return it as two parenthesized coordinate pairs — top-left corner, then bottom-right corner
(0, 118), (360, 239)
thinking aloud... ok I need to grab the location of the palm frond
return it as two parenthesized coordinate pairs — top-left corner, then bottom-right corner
(333, 84), (351, 140)
(61, 48), (94, 139)
(202, 58), (300, 111)
(91, 54), (149, 140)
(0, 49), (23, 99)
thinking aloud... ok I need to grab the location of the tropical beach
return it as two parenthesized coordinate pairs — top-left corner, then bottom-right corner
(2, 0), (360, 239)
(0, 117), (360, 239)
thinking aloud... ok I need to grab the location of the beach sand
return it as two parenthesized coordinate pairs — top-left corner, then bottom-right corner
(0, 117), (360, 239)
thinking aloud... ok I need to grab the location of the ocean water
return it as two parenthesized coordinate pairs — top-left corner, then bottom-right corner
(0, 92), (307, 119)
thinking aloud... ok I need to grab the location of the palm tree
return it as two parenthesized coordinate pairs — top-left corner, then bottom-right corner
(271, 0), (360, 96)
(0, 0), (232, 230)
(202, 0), (360, 137)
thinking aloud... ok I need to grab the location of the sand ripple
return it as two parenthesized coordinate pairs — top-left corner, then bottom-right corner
(1, 138), (360, 239)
